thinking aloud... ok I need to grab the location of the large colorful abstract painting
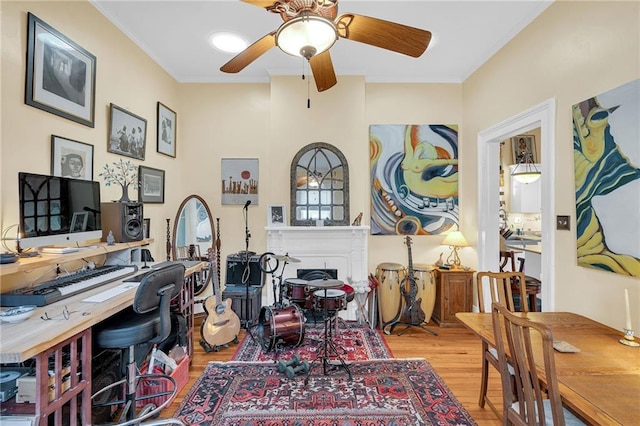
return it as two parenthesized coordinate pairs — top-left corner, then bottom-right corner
(572, 79), (640, 277)
(370, 124), (459, 235)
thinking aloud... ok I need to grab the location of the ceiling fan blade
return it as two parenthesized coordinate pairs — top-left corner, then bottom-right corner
(336, 13), (431, 58)
(240, 0), (276, 8)
(309, 51), (337, 92)
(220, 32), (276, 73)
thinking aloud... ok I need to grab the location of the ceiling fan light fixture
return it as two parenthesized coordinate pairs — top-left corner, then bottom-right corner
(276, 15), (338, 58)
(209, 32), (248, 53)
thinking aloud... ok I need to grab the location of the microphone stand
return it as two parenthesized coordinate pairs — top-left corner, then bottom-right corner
(242, 202), (256, 343)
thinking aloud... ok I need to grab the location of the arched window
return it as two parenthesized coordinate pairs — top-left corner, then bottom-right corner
(290, 143), (349, 226)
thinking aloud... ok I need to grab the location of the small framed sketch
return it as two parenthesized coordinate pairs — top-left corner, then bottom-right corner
(25, 13), (96, 127)
(511, 135), (537, 164)
(157, 102), (176, 157)
(138, 166), (165, 203)
(51, 135), (94, 180)
(70, 211), (89, 232)
(268, 204), (286, 227)
(108, 103), (147, 160)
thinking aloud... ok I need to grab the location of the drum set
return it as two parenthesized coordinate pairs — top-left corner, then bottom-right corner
(255, 253), (353, 380)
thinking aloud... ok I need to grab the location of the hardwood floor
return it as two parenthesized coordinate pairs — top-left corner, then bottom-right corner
(165, 316), (502, 425)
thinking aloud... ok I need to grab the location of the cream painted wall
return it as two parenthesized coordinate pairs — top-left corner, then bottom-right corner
(2, 1), (638, 333)
(1, 1), (179, 261)
(365, 84), (469, 270)
(462, 0), (640, 329)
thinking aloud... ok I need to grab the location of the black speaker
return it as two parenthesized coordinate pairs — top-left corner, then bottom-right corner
(100, 202), (144, 243)
(225, 252), (265, 286)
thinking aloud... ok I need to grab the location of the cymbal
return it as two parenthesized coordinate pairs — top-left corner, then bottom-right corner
(273, 254), (301, 263)
(308, 278), (344, 288)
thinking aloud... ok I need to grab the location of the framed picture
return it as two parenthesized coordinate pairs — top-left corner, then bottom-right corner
(221, 158), (259, 205)
(157, 102), (177, 158)
(267, 205), (286, 227)
(108, 103), (147, 160)
(138, 166), (165, 203)
(511, 135), (537, 164)
(51, 135), (94, 180)
(25, 13), (96, 127)
(70, 211), (88, 232)
(143, 218), (151, 239)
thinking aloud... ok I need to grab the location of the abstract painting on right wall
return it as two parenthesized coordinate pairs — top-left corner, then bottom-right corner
(572, 79), (640, 277)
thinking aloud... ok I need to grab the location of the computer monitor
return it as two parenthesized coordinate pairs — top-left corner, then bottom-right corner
(18, 172), (102, 249)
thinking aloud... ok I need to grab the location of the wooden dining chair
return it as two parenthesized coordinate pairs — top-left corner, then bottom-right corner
(491, 303), (585, 425)
(499, 251), (541, 312)
(476, 271), (529, 418)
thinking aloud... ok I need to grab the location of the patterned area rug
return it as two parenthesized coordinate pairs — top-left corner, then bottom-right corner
(232, 322), (392, 361)
(174, 359), (477, 425)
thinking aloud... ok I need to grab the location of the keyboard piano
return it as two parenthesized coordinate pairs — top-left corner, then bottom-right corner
(0, 265), (138, 307)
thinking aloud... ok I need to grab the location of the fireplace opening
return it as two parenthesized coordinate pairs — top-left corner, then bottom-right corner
(297, 269), (338, 281)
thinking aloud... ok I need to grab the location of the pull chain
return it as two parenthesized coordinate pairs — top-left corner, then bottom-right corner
(302, 59), (311, 109)
(307, 72), (311, 109)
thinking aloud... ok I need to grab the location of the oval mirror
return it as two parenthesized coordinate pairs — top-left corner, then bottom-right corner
(172, 194), (214, 296)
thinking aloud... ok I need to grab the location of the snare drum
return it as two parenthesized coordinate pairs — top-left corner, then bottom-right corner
(412, 263), (436, 324)
(339, 284), (355, 303)
(375, 262), (406, 327)
(283, 278), (312, 309)
(313, 289), (347, 313)
(258, 305), (305, 352)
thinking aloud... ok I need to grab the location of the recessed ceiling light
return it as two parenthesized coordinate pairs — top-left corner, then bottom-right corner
(209, 32), (248, 54)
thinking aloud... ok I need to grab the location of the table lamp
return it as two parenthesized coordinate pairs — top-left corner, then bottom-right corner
(442, 231), (469, 268)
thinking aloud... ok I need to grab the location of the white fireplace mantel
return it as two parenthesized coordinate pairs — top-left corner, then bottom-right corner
(264, 226), (369, 317)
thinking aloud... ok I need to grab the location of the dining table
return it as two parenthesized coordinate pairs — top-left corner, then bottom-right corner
(456, 311), (640, 426)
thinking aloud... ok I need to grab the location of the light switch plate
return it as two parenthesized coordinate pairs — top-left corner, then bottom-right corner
(556, 215), (570, 230)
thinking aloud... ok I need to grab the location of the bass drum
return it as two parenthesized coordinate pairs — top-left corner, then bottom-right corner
(412, 263), (436, 324)
(258, 305), (305, 352)
(375, 262), (406, 328)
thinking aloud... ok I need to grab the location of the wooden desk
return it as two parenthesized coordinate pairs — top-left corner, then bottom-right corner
(456, 312), (640, 426)
(0, 261), (204, 425)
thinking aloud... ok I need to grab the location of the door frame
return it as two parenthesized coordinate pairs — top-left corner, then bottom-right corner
(477, 98), (556, 312)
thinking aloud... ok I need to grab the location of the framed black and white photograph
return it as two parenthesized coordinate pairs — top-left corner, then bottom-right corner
(70, 211), (88, 232)
(511, 135), (537, 164)
(267, 204), (286, 227)
(25, 13), (96, 127)
(108, 103), (147, 161)
(157, 102), (176, 158)
(138, 166), (165, 203)
(51, 135), (94, 180)
(143, 218), (151, 239)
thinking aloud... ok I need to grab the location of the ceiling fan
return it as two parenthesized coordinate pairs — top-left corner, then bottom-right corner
(221, 0), (432, 92)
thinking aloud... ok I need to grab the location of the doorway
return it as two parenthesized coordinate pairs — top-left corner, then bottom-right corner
(476, 99), (556, 312)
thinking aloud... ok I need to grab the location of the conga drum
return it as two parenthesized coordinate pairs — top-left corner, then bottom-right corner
(375, 262), (406, 328)
(412, 263), (436, 324)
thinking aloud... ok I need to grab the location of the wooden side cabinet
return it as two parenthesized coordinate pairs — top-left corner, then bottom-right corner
(432, 268), (474, 327)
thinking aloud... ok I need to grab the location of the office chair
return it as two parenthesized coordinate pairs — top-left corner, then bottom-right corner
(491, 303), (585, 425)
(476, 271), (528, 419)
(92, 263), (186, 426)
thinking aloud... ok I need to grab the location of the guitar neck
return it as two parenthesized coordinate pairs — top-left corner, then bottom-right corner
(406, 236), (414, 276)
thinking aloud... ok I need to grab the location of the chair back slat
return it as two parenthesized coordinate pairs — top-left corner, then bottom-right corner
(492, 303), (567, 426)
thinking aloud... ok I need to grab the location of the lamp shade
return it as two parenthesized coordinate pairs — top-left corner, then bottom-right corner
(441, 231), (469, 247)
(511, 151), (541, 183)
(276, 15), (338, 58)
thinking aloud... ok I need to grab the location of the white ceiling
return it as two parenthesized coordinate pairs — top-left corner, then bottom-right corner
(90, 0), (552, 84)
